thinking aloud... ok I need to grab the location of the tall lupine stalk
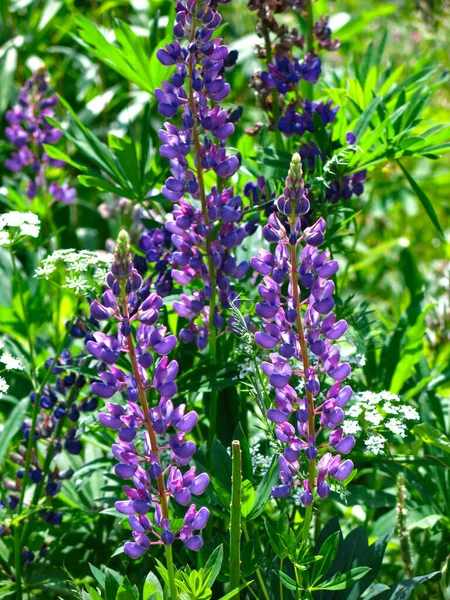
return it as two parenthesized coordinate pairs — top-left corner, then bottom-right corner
(87, 232), (210, 598)
(251, 154), (355, 541)
(248, 0), (366, 205)
(155, 0), (252, 460)
(5, 68), (75, 206)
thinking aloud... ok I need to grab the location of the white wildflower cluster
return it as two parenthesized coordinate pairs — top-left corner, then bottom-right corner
(0, 339), (23, 399)
(0, 339), (23, 372)
(35, 249), (113, 295)
(343, 390), (420, 455)
(0, 376), (8, 399)
(0, 211), (40, 245)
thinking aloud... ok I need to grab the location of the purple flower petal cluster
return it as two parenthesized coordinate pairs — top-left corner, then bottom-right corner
(261, 53), (322, 93)
(278, 99), (339, 137)
(250, 154), (355, 505)
(166, 191), (252, 348)
(6, 348), (95, 526)
(138, 227), (174, 297)
(155, 0), (239, 200)
(4, 68), (75, 205)
(87, 231), (209, 557)
(150, 0), (255, 348)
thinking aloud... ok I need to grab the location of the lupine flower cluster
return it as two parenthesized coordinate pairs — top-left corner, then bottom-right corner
(138, 227), (174, 297)
(87, 231), (209, 557)
(251, 154), (354, 505)
(2, 348), (95, 526)
(4, 68), (75, 205)
(248, 0), (367, 206)
(148, 0), (257, 347)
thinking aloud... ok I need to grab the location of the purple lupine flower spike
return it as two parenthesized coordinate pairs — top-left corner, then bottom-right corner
(87, 231), (209, 557)
(138, 0), (253, 348)
(4, 68), (76, 205)
(251, 154), (354, 506)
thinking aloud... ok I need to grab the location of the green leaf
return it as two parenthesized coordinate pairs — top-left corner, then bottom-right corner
(217, 582), (254, 600)
(204, 545), (223, 588)
(211, 438), (232, 491)
(89, 564), (106, 590)
(278, 571), (300, 592)
(84, 585), (103, 600)
(412, 423), (450, 454)
(74, 17), (153, 92)
(78, 175), (127, 196)
(364, 584), (391, 599)
(390, 304), (436, 394)
(104, 567), (123, 598)
(0, 397), (29, 466)
(389, 571), (440, 599)
(241, 479), (255, 519)
(315, 567), (371, 590)
(143, 571), (163, 600)
(0, 48), (17, 119)
(311, 532), (340, 584)
(247, 456), (278, 520)
(397, 160), (444, 238)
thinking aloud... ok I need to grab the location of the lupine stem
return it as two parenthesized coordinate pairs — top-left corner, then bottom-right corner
(305, 0), (314, 54)
(229, 441), (242, 596)
(289, 214), (316, 544)
(304, 0), (315, 101)
(261, 21), (284, 149)
(119, 292), (178, 600)
(187, 46), (218, 467)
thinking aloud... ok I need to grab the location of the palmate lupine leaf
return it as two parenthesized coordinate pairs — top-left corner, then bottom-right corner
(73, 17), (154, 93)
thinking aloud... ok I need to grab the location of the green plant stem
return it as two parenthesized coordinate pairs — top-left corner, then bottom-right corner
(164, 545), (178, 600)
(14, 526), (22, 600)
(9, 248), (37, 387)
(289, 212), (316, 544)
(242, 522), (270, 600)
(294, 565), (302, 600)
(304, 0), (315, 101)
(187, 44), (218, 467)
(261, 21), (283, 148)
(230, 441), (242, 596)
(119, 292), (178, 600)
(305, 0), (314, 54)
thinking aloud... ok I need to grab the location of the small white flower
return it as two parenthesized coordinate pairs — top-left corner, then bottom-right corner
(347, 404), (363, 419)
(365, 410), (383, 426)
(35, 249), (112, 294)
(385, 418), (407, 437)
(365, 435), (386, 455)
(0, 376), (8, 398)
(343, 420), (361, 435)
(0, 211), (41, 244)
(19, 223), (40, 238)
(400, 405), (420, 420)
(0, 353), (23, 371)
